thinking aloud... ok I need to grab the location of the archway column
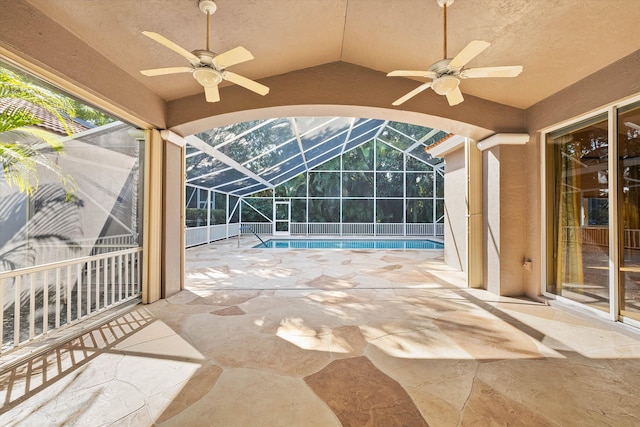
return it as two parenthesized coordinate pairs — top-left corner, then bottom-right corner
(142, 130), (185, 304)
(479, 133), (529, 295)
(429, 133), (530, 295)
(161, 131), (186, 299)
(160, 131), (186, 299)
(142, 129), (163, 303)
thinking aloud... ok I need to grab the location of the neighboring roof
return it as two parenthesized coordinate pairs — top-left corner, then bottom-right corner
(424, 133), (455, 153)
(0, 98), (93, 135)
(186, 117), (449, 196)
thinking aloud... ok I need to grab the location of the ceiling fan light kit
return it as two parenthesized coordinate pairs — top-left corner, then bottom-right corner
(139, 0), (269, 103)
(387, 0), (522, 107)
(193, 68), (222, 87)
(431, 76), (459, 96)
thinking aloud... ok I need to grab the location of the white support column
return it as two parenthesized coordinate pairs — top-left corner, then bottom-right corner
(207, 189), (211, 243)
(403, 153), (407, 236)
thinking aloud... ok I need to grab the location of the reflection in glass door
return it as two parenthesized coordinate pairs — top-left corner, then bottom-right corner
(618, 103), (640, 320)
(274, 200), (290, 236)
(547, 114), (610, 312)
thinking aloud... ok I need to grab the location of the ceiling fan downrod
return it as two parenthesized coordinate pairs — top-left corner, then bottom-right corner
(198, 0), (217, 52)
(437, 0), (454, 60)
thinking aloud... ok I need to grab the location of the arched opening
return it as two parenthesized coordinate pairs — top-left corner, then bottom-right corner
(162, 106), (487, 298)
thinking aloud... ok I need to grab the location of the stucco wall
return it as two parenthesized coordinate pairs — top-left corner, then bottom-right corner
(483, 144), (527, 296)
(523, 49), (640, 298)
(443, 148), (466, 272)
(0, 0), (166, 129)
(483, 148), (500, 294)
(499, 145), (527, 295)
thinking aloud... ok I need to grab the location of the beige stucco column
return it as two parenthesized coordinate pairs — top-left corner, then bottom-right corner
(467, 140), (483, 288)
(142, 129), (164, 303)
(479, 133), (530, 296)
(161, 131), (186, 298)
(428, 136), (483, 288)
(142, 130), (185, 303)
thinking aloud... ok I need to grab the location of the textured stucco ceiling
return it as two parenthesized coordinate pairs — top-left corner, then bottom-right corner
(18, 0), (640, 110)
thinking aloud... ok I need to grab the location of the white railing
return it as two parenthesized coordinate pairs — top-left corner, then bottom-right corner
(240, 222), (272, 235)
(89, 234), (139, 255)
(342, 223), (375, 235)
(625, 229), (640, 250)
(406, 223), (435, 235)
(186, 221), (444, 247)
(0, 247), (142, 353)
(290, 223), (442, 237)
(305, 223), (341, 235)
(563, 227), (640, 250)
(376, 223), (404, 235)
(32, 234), (139, 266)
(228, 222), (241, 237)
(186, 223), (244, 247)
(290, 223), (308, 235)
(186, 226), (209, 247)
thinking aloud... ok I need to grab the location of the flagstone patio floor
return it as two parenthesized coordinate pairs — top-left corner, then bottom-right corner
(2, 236), (640, 426)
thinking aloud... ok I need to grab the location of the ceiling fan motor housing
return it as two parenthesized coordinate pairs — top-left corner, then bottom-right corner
(192, 49), (217, 66)
(430, 59), (460, 75)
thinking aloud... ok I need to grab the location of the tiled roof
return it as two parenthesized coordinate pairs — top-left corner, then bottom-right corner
(0, 98), (92, 135)
(424, 132), (454, 152)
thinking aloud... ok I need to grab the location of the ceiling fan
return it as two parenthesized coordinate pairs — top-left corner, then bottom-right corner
(140, 0), (269, 103)
(387, 0), (522, 106)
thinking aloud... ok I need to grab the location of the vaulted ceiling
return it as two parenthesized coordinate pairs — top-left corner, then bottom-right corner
(2, 0), (639, 136)
(21, 0), (640, 107)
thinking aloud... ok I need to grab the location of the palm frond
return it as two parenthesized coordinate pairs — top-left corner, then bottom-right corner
(0, 67), (79, 197)
(0, 106), (40, 132)
(0, 69), (76, 136)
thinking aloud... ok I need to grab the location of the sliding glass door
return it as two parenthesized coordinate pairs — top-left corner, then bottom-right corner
(618, 104), (640, 319)
(547, 100), (640, 322)
(547, 114), (610, 312)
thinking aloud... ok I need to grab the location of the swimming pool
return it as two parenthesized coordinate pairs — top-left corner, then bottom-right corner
(255, 239), (443, 249)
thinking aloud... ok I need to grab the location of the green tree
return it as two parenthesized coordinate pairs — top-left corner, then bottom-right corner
(0, 67), (77, 197)
(69, 99), (115, 127)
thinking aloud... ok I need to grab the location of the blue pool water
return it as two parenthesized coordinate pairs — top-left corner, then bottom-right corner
(255, 239), (444, 249)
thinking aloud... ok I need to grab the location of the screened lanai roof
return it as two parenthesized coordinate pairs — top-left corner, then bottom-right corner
(185, 117), (449, 196)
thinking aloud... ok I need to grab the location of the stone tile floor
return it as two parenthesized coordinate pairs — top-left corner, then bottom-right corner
(1, 236), (640, 426)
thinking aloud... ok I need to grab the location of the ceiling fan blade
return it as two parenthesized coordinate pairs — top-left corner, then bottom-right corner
(449, 40), (491, 69)
(140, 66), (194, 77)
(214, 46), (254, 68)
(205, 85), (220, 103)
(387, 70), (437, 79)
(445, 86), (464, 106)
(223, 71), (269, 96)
(460, 65), (523, 79)
(391, 82), (432, 106)
(142, 31), (199, 63)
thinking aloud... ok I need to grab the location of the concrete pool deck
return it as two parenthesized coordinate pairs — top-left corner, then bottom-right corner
(2, 235), (640, 425)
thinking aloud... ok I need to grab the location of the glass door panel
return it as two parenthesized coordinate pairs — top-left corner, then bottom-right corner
(618, 103), (640, 319)
(548, 114), (610, 312)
